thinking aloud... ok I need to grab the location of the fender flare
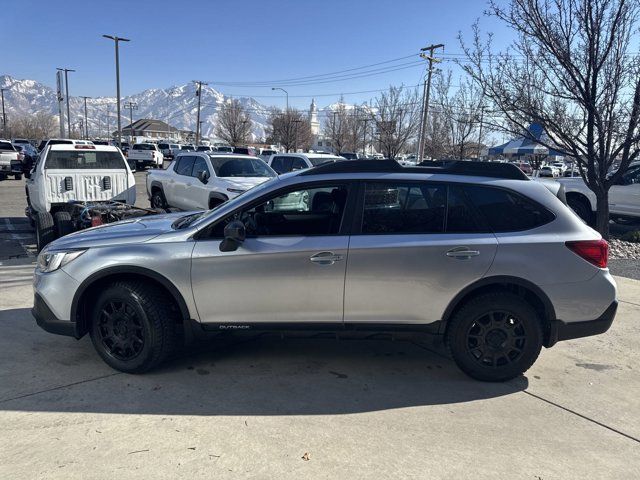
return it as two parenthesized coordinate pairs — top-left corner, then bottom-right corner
(440, 275), (556, 326)
(71, 265), (192, 338)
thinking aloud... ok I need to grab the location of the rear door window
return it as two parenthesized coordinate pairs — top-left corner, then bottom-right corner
(291, 157), (308, 171)
(361, 182), (446, 234)
(463, 185), (555, 232)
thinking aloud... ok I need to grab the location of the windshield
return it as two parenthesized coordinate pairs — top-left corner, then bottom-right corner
(0, 142), (15, 151)
(45, 150), (126, 169)
(207, 156), (275, 177)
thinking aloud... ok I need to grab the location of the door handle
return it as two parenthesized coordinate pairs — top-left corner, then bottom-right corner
(310, 251), (344, 266)
(446, 247), (480, 259)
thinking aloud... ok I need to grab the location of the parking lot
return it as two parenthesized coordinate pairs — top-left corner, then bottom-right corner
(1, 171), (639, 479)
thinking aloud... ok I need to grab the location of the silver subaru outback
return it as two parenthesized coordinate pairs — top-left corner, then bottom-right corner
(32, 160), (617, 381)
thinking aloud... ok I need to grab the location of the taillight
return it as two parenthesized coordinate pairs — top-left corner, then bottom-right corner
(565, 239), (608, 268)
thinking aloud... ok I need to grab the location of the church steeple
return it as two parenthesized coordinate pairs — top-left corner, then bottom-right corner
(309, 98), (319, 136)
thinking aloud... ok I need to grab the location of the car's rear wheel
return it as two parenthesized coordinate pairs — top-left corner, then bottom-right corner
(447, 292), (543, 382)
(567, 196), (594, 225)
(53, 211), (74, 238)
(35, 212), (56, 252)
(151, 189), (167, 209)
(14, 173), (22, 180)
(89, 281), (177, 373)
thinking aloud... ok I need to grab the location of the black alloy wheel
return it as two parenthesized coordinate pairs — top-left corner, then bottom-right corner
(95, 299), (145, 362)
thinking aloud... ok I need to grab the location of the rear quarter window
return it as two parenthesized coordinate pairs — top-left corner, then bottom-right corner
(463, 185), (555, 232)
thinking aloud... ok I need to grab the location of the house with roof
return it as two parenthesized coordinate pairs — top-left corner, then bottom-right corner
(118, 118), (182, 143)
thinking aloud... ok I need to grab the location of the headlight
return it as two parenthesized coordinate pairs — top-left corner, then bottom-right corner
(36, 249), (86, 273)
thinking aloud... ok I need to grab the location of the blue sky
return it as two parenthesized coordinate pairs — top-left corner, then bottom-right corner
(3, 0), (513, 109)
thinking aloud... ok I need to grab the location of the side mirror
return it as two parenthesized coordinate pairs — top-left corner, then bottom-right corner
(198, 170), (210, 184)
(219, 220), (246, 252)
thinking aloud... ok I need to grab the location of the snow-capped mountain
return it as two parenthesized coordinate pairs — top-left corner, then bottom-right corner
(0, 75), (274, 141)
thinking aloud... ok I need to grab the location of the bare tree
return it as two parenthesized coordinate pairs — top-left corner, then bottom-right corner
(460, 0), (640, 237)
(344, 106), (366, 153)
(433, 71), (486, 159)
(11, 112), (58, 140)
(267, 108), (312, 152)
(323, 98), (349, 154)
(370, 86), (421, 159)
(214, 99), (252, 146)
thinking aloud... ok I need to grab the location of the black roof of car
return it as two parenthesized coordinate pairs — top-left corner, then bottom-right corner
(300, 159), (529, 180)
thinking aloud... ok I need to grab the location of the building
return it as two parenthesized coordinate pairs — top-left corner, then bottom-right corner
(119, 119), (182, 142)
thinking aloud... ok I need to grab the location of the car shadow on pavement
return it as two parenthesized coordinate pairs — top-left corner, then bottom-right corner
(0, 307), (528, 416)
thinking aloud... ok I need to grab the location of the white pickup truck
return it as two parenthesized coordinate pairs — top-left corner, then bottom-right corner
(128, 143), (164, 169)
(146, 152), (275, 210)
(26, 144), (136, 250)
(558, 163), (640, 224)
(0, 140), (24, 180)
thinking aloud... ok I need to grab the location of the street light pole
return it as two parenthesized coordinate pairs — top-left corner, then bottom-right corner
(0, 88), (6, 139)
(193, 80), (208, 146)
(57, 68), (75, 138)
(103, 35), (130, 148)
(80, 96), (91, 139)
(272, 87), (288, 110)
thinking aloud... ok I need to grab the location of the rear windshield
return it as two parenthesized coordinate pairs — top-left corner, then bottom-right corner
(207, 156), (275, 178)
(45, 150), (126, 170)
(0, 142), (15, 151)
(48, 140), (74, 146)
(133, 144), (156, 150)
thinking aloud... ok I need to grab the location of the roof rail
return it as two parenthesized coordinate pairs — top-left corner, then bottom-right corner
(300, 159), (529, 180)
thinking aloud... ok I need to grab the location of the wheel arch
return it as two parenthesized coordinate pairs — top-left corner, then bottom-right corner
(566, 191), (595, 212)
(149, 181), (164, 193)
(71, 266), (192, 339)
(208, 192), (228, 208)
(440, 276), (557, 347)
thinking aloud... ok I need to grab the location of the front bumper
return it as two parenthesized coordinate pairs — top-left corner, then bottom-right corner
(546, 300), (617, 347)
(32, 293), (79, 337)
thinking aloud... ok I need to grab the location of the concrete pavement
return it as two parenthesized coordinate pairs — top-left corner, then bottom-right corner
(0, 255), (638, 479)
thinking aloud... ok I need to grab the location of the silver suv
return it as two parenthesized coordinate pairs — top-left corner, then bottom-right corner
(32, 160), (617, 381)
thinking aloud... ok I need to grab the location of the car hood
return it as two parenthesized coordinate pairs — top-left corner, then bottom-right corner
(47, 212), (188, 250)
(221, 177), (272, 190)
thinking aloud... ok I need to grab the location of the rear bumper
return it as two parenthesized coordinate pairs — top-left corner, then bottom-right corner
(32, 293), (79, 338)
(546, 300), (617, 347)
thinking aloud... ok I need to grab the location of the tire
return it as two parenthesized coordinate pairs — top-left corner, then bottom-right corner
(150, 189), (167, 209)
(14, 173), (22, 180)
(89, 281), (177, 373)
(34, 212), (56, 252)
(567, 196), (594, 225)
(446, 292), (543, 382)
(54, 211), (74, 238)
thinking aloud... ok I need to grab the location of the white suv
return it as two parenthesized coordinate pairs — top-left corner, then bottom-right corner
(147, 152), (276, 211)
(267, 153), (345, 174)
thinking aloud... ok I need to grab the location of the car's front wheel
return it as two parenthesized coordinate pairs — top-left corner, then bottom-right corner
(150, 189), (167, 209)
(89, 281), (177, 373)
(447, 292), (543, 382)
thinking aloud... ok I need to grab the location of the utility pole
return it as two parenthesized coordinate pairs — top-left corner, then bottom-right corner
(106, 104), (111, 143)
(0, 88), (6, 139)
(103, 35), (130, 148)
(417, 43), (444, 162)
(194, 80), (208, 146)
(57, 68), (75, 138)
(477, 105), (486, 161)
(359, 117), (371, 157)
(293, 119), (302, 153)
(80, 96), (91, 139)
(123, 101), (138, 144)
